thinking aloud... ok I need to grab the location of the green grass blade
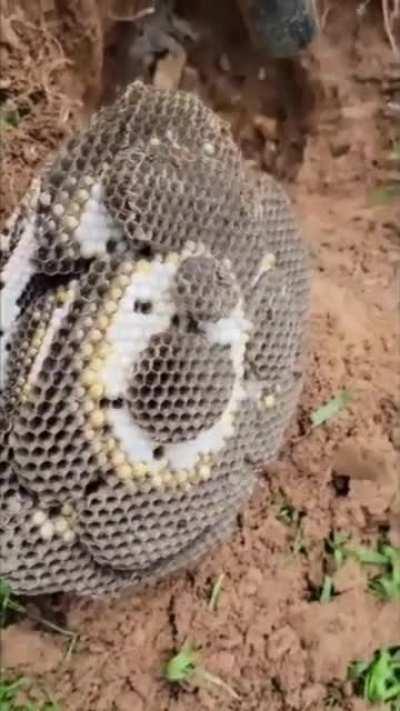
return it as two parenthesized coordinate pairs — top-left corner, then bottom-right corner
(348, 546), (389, 566)
(311, 390), (352, 427)
(369, 576), (400, 601)
(164, 642), (198, 683)
(348, 660), (370, 680)
(319, 576), (334, 603)
(209, 574), (224, 611)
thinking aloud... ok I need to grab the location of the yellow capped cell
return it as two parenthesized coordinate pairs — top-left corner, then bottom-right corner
(118, 463), (132, 479)
(89, 383), (104, 400)
(264, 394), (275, 409)
(90, 329), (103, 343)
(136, 259), (151, 274)
(133, 462), (148, 478)
(199, 465), (211, 480)
(104, 301), (118, 315)
(111, 450), (126, 466)
(96, 315), (109, 330)
(90, 410), (105, 428)
(110, 287), (123, 300)
(81, 370), (97, 386)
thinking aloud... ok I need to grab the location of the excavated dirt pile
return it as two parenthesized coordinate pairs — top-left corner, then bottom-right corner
(0, 1), (399, 709)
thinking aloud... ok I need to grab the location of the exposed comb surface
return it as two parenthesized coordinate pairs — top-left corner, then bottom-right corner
(0, 82), (310, 596)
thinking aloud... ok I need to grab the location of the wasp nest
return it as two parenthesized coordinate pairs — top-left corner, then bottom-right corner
(0, 82), (309, 596)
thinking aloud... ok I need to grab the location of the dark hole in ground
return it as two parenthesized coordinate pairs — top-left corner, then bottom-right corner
(331, 473), (351, 497)
(100, 0), (316, 180)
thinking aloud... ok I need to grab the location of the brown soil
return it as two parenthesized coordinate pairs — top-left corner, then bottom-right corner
(1, 1), (399, 710)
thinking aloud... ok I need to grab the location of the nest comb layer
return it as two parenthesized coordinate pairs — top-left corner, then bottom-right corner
(0, 81), (310, 596)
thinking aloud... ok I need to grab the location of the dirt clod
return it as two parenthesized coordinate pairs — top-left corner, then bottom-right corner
(1, 624), (63, 673)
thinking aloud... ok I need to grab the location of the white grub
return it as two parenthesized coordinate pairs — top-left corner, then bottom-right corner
(203, 142), (216, 156)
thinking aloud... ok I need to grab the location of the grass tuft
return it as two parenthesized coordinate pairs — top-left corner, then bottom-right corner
(349, 647), (400, 708)
(164, 641), (239, 699)
(164, 641), (199, 684)
(277, 503), (301, 526)
(325, 537), (400, 601)
(0, 675), (60, 711)
(326, 532), (350, 568)
(367, 546), (400, 601)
